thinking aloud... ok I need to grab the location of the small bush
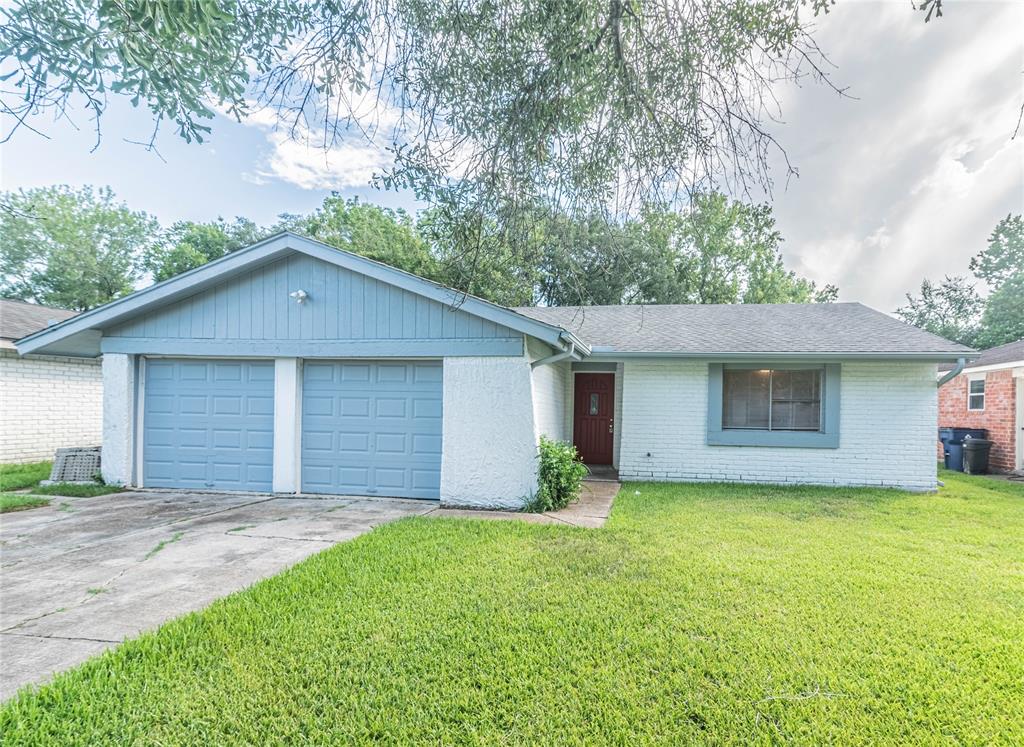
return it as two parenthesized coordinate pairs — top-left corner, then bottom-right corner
(526, 436), (588, 513)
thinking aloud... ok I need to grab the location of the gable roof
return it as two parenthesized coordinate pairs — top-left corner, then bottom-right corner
(938, 337), (1024, 372)
(14, 232), (970, 362)
(516, 303), (974, 359)
(1, 299), (78, 344)
(15, 232), (584, 357)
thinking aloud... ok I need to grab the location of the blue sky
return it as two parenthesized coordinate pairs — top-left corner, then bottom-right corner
(2, 0), (1022, 310)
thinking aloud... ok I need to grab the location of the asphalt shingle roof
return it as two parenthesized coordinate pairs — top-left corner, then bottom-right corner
(0, 299), (78, 342)
(514, 302), (972, 355)
(938, 337), (1024, 371)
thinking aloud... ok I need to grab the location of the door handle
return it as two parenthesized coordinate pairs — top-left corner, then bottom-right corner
(608, 418), (614, 434)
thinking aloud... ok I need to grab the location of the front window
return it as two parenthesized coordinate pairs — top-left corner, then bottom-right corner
(723, 368), (823, 432)
(968, 377), (985, 411)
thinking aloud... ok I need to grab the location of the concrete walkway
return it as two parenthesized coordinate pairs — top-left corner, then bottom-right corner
(0, 491), (434, 700)
(426, 479), (620, 528)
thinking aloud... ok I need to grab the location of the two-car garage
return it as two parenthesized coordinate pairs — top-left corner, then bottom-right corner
(141, 358), (443, 499)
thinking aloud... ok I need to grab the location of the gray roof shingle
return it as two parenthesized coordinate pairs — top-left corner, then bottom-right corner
(514, 302), (972, 356)
(0, 299), (78, 342)
(938, 337), (1024, 371)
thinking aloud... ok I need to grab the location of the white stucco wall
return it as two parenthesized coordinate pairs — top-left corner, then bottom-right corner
(0, 348), (103, 463)
(619, 360), (938, 491)
(441, 355), (539, 509)
(101, 353), (135, 485)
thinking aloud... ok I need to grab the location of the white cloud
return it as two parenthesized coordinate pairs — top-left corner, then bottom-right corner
(767, 0), (1024, 310)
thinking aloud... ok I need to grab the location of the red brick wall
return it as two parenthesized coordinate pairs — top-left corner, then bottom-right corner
(937, 369), (1018, 472)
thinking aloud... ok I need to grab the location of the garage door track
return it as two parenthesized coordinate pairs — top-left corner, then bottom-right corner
(0, 491), (434, 700)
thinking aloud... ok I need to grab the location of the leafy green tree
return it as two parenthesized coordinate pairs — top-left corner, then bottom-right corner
(2, 0), (843, 290)
(0, 185), (157, 310)
(974, 273), (1024, 348)
(625, 196), (836, 306)
(289, 194), (439, 281)
(145, 218), (265, 282)
(969, 214), (1023, 291)
(895, 276), (982, 347)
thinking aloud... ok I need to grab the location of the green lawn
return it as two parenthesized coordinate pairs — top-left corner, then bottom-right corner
(3, 472), (1022, 744)
(0, 493), (50, 513)
(0, 461), (51, 491)
(29, 482), (124, 498)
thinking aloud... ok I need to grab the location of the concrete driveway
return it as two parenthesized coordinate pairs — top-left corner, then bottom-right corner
(0, 490), (435, 700)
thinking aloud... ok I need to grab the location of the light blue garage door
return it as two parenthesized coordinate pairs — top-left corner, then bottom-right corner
(301, 361), (443, 499)
(143, 359), (275, 491)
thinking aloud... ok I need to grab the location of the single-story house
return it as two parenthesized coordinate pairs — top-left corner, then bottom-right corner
(16, 232), (971, 507)
(938, 338), (1023, 473)
(1, 298), (103, 463)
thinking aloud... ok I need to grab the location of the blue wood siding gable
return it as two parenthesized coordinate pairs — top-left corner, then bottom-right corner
(102, 253), (523, 357)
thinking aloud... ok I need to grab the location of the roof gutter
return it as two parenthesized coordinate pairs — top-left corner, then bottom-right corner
(531, 341), (580, 369)
(937, 357), (966, 388)
(585, 349), (975, 362)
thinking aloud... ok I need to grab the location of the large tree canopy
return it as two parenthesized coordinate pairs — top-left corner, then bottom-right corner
(0, 185), (157, 310)
(1, 0), (846, 296)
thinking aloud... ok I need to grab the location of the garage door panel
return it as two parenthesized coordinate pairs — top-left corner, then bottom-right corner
(301, 361), (442, 499)
(144, 359), (274, 491)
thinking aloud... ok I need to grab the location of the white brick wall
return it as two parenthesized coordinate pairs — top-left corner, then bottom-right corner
(527, 338), (570, 442)
(619, 360), (938, 491)
(0, 349), (103, 463)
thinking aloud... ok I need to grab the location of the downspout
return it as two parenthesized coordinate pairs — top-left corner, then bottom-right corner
(937, 357), (966, 388)
(531, 342), (576, 369)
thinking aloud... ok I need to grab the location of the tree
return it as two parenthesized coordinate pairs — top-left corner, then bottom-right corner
(0, 185), (157, 310)
(1, 0), (842, 295)
(625, 195), (836, 306)
(895, 276), (982, 347)
(969, 214), (1024, 292)
(145, 218), (265, 282)
(974, 272), (1024, 349)
(289, 194), (439, 281)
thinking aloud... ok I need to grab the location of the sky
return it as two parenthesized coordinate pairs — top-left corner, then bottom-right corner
(1, 0), (1022, 312)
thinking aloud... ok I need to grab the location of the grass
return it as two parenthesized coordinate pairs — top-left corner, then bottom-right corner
(30, 483), (124, 498)
(0, 493), (50, 513)
(144, 532), (185, 560)
(0, 461), (51, 491)
(2, 471), (1022, 744)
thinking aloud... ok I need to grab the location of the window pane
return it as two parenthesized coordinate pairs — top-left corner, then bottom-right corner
(589, 393), (599, 415)
(969, 394), (984, 410)
(770, 368), (822, 431)
(723, 370), (770, 429)
(969, 379), (985, 394)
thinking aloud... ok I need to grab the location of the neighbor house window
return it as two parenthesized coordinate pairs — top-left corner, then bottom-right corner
(707, 364), (840, 448)
(723, 368), (823, 431)
(968, 376), (985, 411)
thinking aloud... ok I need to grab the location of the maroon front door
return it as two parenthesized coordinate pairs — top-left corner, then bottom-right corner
(573, 373), (614, 464)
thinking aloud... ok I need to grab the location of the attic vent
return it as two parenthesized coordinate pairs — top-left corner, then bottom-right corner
(45, 446), (102, 484)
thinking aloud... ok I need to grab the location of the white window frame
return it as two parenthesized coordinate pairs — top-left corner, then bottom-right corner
(967, 374), (986, 411)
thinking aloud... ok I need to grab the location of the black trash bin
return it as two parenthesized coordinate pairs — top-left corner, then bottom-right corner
(939, 428), (988, 472)
(963, 439), (994, 474)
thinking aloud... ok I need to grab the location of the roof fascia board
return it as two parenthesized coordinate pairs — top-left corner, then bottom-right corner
(586, 350), (976, 362)
(958, 359), (1024, 375)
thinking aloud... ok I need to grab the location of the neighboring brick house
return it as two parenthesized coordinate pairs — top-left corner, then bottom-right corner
(938, 338), (1024, 474)
(0, 299), (103, 463)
